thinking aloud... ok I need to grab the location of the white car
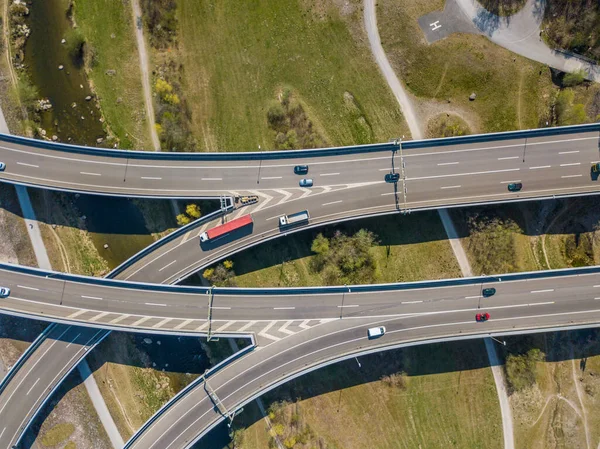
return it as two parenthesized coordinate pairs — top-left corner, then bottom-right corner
(0, 287), (10, 298)
(0, 162), (5, 171)
(367, 326), (386, 339)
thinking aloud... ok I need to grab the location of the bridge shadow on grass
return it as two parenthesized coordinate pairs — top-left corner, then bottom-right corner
(227, 196), (600, 281)
(3, 184), (219, 236)
(18, 332), (249, 449)
(0, 314), (48, 347)
(198, 327), (600, 448)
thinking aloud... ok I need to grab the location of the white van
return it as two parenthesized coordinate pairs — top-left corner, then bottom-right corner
(367, 326), (386, 339)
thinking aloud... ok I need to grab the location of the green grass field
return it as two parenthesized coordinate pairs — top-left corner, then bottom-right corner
(235, 340), (502, 449)
(378, 0), (555, 133)
(176, 0), (408, 151)
(232, 211), (462, 287)
(72, 0), (152, 149)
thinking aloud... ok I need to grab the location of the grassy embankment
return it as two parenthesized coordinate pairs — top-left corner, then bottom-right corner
(26, 371), (112, 449)
(175, 0), (408, 151)
(379, 0), (555, 135)
(234, 340), (502, 449)
(449, 196), (600, 276)
(87, 333), (239, 440)
(70, 0), (152, 150)
(232, 211), (462, 287)
(503, 329), (600, 449)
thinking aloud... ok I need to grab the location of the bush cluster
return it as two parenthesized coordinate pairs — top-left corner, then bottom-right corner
(310, 229), (378, 285)
(266, 88), (325, 150)
(154, 63), (196, 151)
(175, 203), (201, 226)
(544, 0), (600, 62)
(505, 348), (545, 392)
(140, 0), (178, 49)
(203, 260), (235, 287)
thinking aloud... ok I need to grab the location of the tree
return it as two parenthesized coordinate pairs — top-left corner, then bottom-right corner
(310, 229), (378, 285)
(176, 213), (190, 226)
(505, 348), (545, 391)
(223, 260), (234, 269)
(202, 268), (214, 280)
(185, 203), (201, 219)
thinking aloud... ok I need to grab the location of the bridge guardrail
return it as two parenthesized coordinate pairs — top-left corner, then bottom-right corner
(0, 133), (398, 160)
(402, 122), (600, 149)
(122, 335), (256, 449)
(4, 261), (600, 298)
(2, 122), (598, 161)
(0, 322), (57, 396)
(108, 201), (233, 279)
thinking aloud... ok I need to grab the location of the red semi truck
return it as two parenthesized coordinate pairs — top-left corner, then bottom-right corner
(199, 214), (253, 243)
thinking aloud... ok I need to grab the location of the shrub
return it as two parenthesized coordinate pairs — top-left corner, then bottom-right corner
(185, 203), (201, 218)
(202, 268), (214, 280)
(223, 260), (234, 270)
(310, 229), (378, 285)
(381, 372), (408, 389)
(176, 213), (190, 226)
(505, 348), (545, 391)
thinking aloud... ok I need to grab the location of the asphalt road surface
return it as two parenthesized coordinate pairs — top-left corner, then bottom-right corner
(126, 293), (600, 449)
(0, 325), (107, 448)
(116, 130), (600, 284)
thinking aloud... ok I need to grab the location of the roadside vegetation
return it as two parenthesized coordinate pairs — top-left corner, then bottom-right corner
(379, 0), (555, 134)
(69, 0), (153, 149)
(505, 329), (600, 449)
(139, 0), (196, 151)
(232, 340), (501, 449)
(28, 370), (112, 449)
(453, 197), (600, 275)
(543, 0), (600, 63)
(173, 0), (407, 151)
(229, 212), (462, 288)
(476, 0), (527, 16)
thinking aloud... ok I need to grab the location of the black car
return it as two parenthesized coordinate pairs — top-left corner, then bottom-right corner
(385, 172), (400, 183)
(294, 165), (309, 175)
(482, 287), (496, 298)
(507, 182), (522, 192)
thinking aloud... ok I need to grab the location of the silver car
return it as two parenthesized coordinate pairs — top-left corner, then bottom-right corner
(0, 162), (5, 171)
(0, 287), (10, 298)
(299, 178), (313, 187)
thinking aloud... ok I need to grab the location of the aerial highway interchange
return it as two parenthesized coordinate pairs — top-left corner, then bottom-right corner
(1, 123), (600, 448)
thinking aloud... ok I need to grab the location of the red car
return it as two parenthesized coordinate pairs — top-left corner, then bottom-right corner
(476, 312), (490, 322)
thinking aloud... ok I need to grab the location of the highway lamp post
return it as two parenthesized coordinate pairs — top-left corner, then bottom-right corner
(522, 137), (528, 163)
(490, 336), (506, 346)
(355, 357), (361, 368)
(256, 145), (262, 184)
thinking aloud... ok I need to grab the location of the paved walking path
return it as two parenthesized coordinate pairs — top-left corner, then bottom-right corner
(454, 0), (600, 82)
(78, 360), (125, 449)
(364, 0), (422, 140)
(364, 3), (515, 446)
